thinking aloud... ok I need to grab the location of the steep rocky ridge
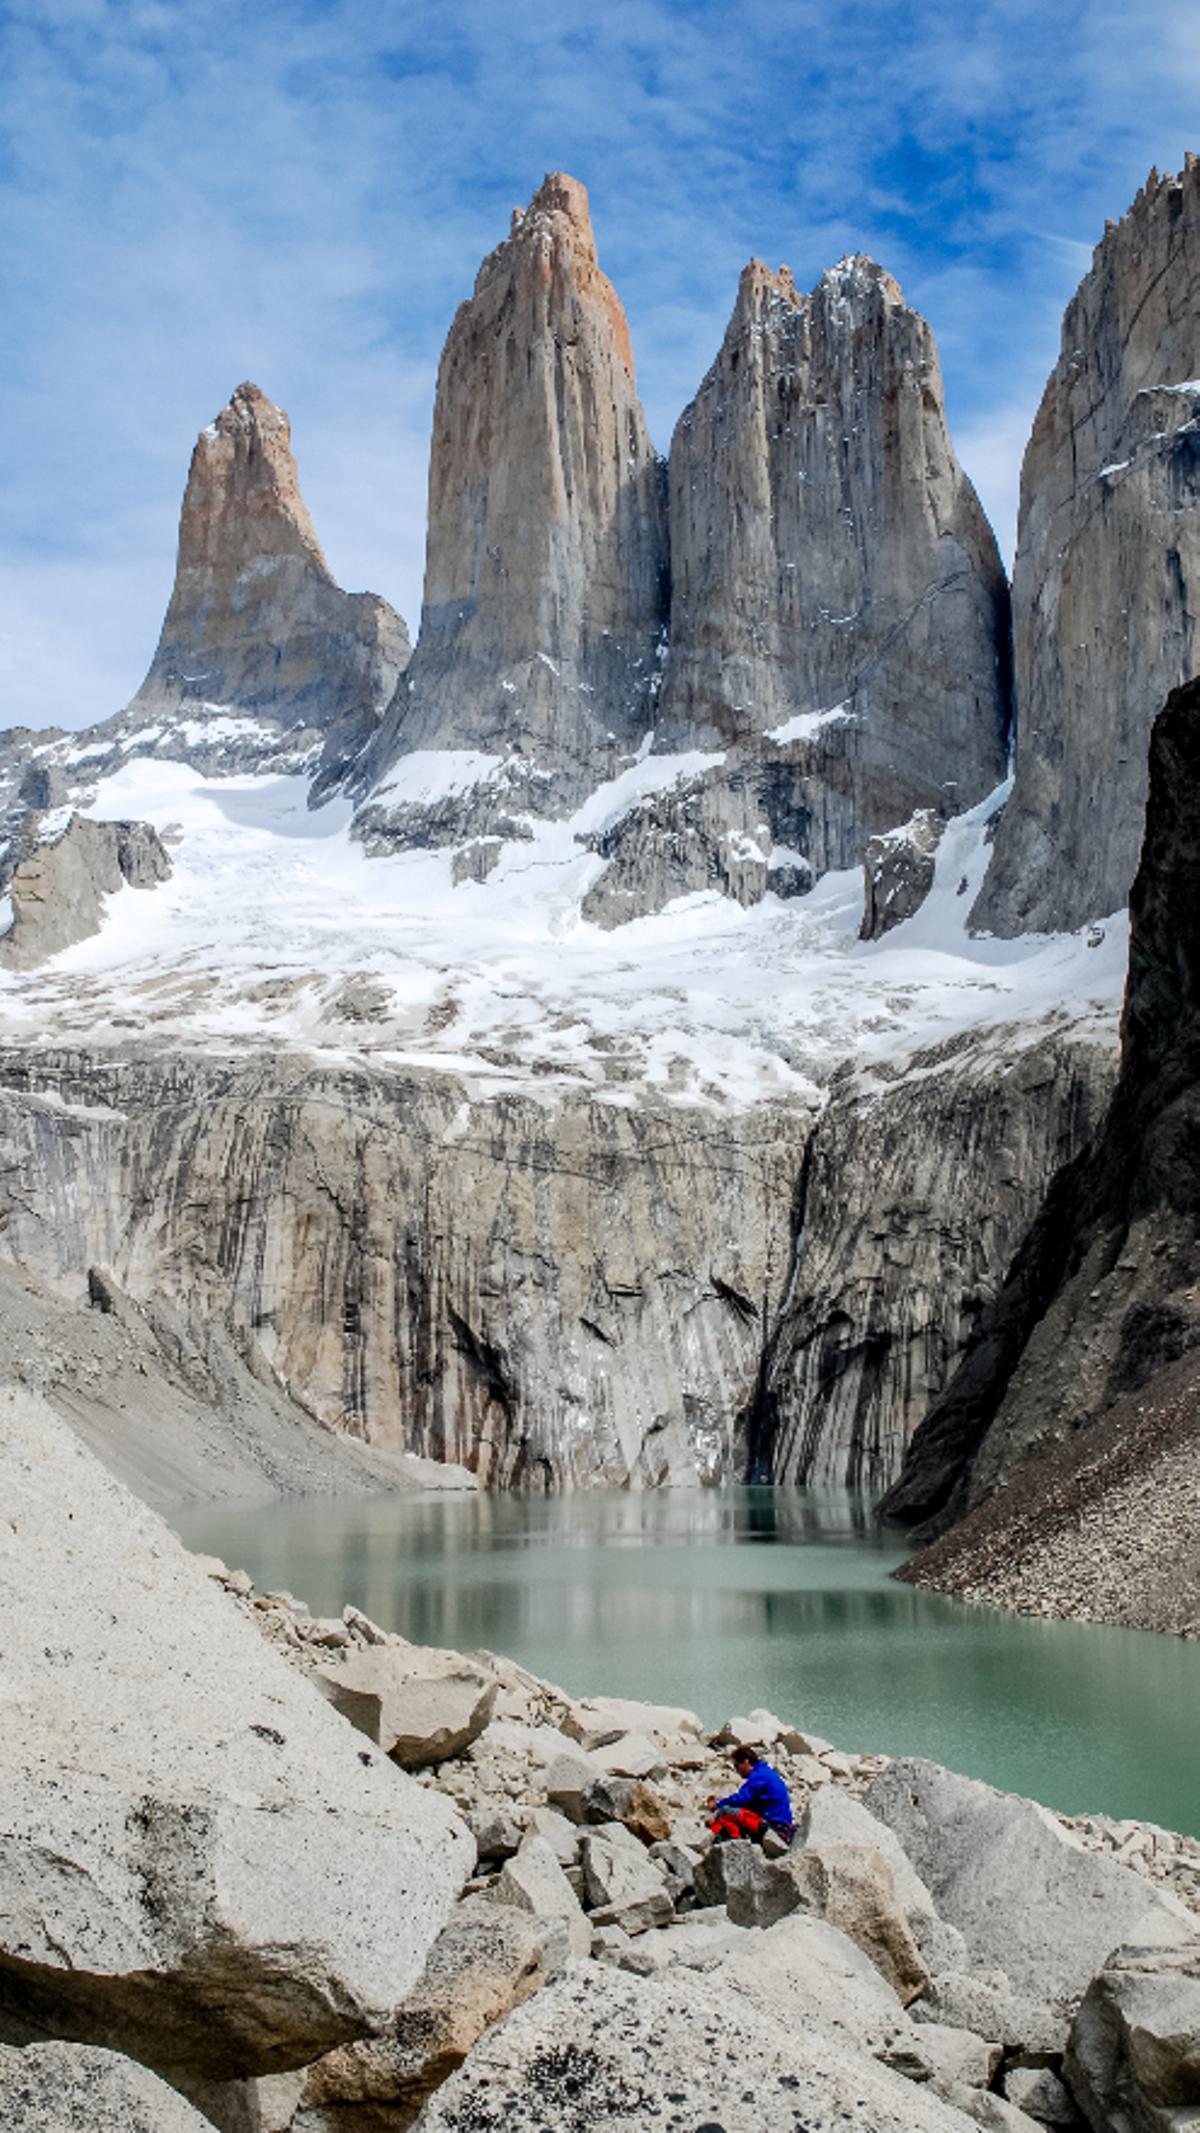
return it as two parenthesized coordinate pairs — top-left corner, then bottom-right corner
(661, 257), (1009, 770)
(891, 1347), (1200, 1634)
(745, 1022), (1115, 1490)
(888, 678), (1200, 1605)
(578, 257), (1010, 925)
(356, 174), (668, 847)
(0, 384), (408, 898)
(130, 380), (410, 778)
(975, 158), (1200, 936)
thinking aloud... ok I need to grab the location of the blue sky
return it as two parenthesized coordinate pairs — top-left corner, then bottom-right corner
(2, 0), (1198, 731)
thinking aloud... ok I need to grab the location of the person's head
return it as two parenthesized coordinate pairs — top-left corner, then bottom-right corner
(732, 1747), (760, 1778)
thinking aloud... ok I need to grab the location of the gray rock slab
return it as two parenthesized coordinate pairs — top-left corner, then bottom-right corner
(942, 2082), (1047, 2133)
(647, 1840), (699, 1906)
(415, 1961), (981, 2133)
(525, 1806), (580, 1865)
(716, 1838), (804, 1927)
(0, 2042), (211, 2132)
(544, 1746), (608, 1823)
(580, 1825), (673, 1935)
(563, 1694), (703, 1748)
(791, 1842), (930, 2006)
(1002, 2067), (1076, 2123)
(591, 1731), (668, 1780)
(730, 1911), (907, 2053)
(801, 1779), (939, 1922)
(866, 1760), (1194, 2002)
(489, 1833), (591, 1956)
(292, 1894), (557, 2131)
(916, 2022), (1004, 2092)
(915, 1973), (1070, 2056)
(1065, 1940), (1200, 2133)
(0, 1386), (470, 2084)
(610, 1914), (744, 1976)
(467, 1806), (525, 1860)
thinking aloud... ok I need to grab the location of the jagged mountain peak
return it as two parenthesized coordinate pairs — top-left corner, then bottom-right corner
(657, 224), (1009, 776)
(180, 380), (331, 584)
(117, 374), (410, 757)
(733, 258), (799, 313)
(728, 253), (906, 340)
(509, 169), (593, 242)
(474, 170), (635, 383)
(821, 252), (901, 297)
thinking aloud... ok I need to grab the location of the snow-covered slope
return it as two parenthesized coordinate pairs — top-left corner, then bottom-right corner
(0, 746), (1126, 1109)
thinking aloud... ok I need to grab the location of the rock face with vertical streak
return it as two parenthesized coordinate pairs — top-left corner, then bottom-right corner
(747, 1024), (1115, 1491)
(129, 380), (410, 777)
(888, 681), (1200, 1585)
(0, 1048), (811, 1489)
(358, 174), (669, 842)
(974, 159), (1200, 936)
(649, 257), (1009, 858)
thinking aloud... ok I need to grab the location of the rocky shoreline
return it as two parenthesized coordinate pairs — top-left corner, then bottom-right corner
(4, 1382), (1197, 2133)
(894, 1348), (1200, 1639)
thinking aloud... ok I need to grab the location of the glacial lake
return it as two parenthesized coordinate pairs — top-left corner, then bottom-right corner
(173, 1486), (1200, 1838)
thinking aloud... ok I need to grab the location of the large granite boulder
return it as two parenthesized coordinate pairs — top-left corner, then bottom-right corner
(725, 1910), (908, 2053)
(788, 1843), (930, 2005)
(865, 1761), (1193, 2002)
(708, 1833), (928, 2001)
(415, 1961), (979, 2133)
(799, 1782), (968, 1973)
(0, 2042), (212, 2133)
(975, 158), (1200, 936)
(289, 1895), (558, 2132)
(0, 1385), (471, 2086)
(1065, 1942), (1200, 2133)
(314, 1645), (497, 1766)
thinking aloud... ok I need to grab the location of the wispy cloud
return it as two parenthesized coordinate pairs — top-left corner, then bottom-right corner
(2, 0), (1199, 726)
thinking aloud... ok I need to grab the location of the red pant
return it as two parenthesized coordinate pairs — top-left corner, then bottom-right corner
(707, 1806), (766, 1842)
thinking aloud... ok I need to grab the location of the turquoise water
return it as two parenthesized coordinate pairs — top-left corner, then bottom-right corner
(173, 1486), (1200, 1837)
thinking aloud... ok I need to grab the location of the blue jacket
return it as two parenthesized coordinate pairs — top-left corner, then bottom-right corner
(717, 1759), (794, 1827)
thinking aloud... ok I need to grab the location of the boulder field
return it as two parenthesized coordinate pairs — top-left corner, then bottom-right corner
(2, 1385), (1198, 2132)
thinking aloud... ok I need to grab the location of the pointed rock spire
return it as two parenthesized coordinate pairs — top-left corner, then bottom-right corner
(129, 383), (410, 760)
(657, 254), (1010, 870)
(170, 381), (332, 592)
(973, 157), (1200, 936)
(359, 173), (668, 833)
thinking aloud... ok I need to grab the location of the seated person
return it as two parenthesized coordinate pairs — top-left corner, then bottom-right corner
(707, 1745), (795, 1845)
